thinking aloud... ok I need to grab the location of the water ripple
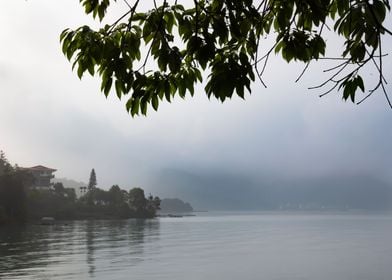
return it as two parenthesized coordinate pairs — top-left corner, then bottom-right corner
(1, 214), (392, 280)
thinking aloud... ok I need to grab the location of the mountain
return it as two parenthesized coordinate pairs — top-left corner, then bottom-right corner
(150, 168), (392, 211)
(160, 198), (193, 213)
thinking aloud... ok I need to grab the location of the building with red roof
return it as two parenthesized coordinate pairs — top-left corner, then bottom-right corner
(22, 165), (57, 189)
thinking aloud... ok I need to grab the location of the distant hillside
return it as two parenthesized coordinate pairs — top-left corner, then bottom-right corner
(150, 169), (392, 211)
(160, 198), (193, 213)
(53, 178), (86, 189)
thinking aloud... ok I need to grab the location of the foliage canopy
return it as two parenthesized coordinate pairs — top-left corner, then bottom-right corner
(61, 0), (392, 115)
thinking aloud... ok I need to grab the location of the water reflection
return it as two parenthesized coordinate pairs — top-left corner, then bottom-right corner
(0, 219), (161, 279)
(83, 219), (161, 277)
(3, 214), (390, 280)
(86, 220), (96, 277)
(0, 224), (58, 277)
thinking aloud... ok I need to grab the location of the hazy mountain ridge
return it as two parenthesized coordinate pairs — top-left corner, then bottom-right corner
(159, 198), (193, 213)
(151, 169), (392, 211)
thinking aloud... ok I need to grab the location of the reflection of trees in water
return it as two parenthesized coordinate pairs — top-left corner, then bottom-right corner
(85, 220), (97, 277)
(0, 223), (76, 278)
(0, 224), (43, 276)
(128, 219), (160, 259)
(84, 218), (160, 277)
(0, 219), (161, 278)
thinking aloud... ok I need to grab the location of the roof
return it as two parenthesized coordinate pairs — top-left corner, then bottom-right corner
(23, 165), (57, 172)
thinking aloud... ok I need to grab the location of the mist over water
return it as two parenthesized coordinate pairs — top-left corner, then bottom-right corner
(1, 212), (392, 280)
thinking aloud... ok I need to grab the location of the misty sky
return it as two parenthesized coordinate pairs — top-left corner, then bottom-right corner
(1, 1), (391, 200)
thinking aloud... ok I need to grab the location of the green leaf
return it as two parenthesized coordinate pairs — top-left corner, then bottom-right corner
(152, 95), (159, 111)
(141, 99), (147, 115)
(115, 80), (123, 99)
(356, 76), (365, 92)
(103, 77), (112, 97)
(131, 98), (140, 116)
(164, 80), (171, 102)
(168, 52), (181, 73)
(77, 64), (84, 79)
(87, 61), (95, 76)
(131, 13), (146, 21)
(60, 29), (70, 42)
(236, 84), (245, 99)
(164, 12), (175, 33)
(178, 78), (186, 98)
(275, 40), (285, 54)
(194, 68), (202, 82)
(373, 0), (387, 22)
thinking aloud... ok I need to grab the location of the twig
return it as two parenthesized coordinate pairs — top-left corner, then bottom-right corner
(295, 62), (310, 82)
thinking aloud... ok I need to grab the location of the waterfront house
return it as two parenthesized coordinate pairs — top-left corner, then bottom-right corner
(22, 165), (57, 190)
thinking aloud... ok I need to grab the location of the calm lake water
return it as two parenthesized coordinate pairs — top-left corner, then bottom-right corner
(1, 212), (392, 280)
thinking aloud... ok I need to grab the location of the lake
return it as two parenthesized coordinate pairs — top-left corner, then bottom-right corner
(1, 212), (391, 280)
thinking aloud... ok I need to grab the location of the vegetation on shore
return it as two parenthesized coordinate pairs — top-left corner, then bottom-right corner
(0, 151), (160, 225)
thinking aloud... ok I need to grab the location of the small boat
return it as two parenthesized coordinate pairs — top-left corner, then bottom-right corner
(40, 217), (55, 225)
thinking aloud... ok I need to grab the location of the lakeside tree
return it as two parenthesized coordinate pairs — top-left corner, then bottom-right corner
(61, 0), (392, 116)
(108, 185), (127, 205)
(0, 150), (13, 176)
(128, 187), (160, 217)
(0, 151), (28, 223)
(128, 187), (147, 216)
(146, 194), (161, 216)
(26, 188), (78, 220)
(53, 182), (77, 202)
(0, 151), (160, 223)
(88, 168), (97, 191)
(78, 185), (160, 218)
(0, 173), (27, 224)
(54, 182), (66, 194)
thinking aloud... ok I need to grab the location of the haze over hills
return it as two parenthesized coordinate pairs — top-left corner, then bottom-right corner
(149, 168), (392, 211)
(52, 170), (392, 212)
(53, 178), (86, 189)
(159, 198), (194, 213)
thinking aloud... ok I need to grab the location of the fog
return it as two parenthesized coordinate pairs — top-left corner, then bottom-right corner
(1, 1), (391, 210)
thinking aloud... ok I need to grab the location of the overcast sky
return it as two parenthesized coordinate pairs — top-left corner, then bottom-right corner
(1, 1), (391, 197)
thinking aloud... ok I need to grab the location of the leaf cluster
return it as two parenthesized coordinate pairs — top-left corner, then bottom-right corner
(61, 0), (392, 115)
